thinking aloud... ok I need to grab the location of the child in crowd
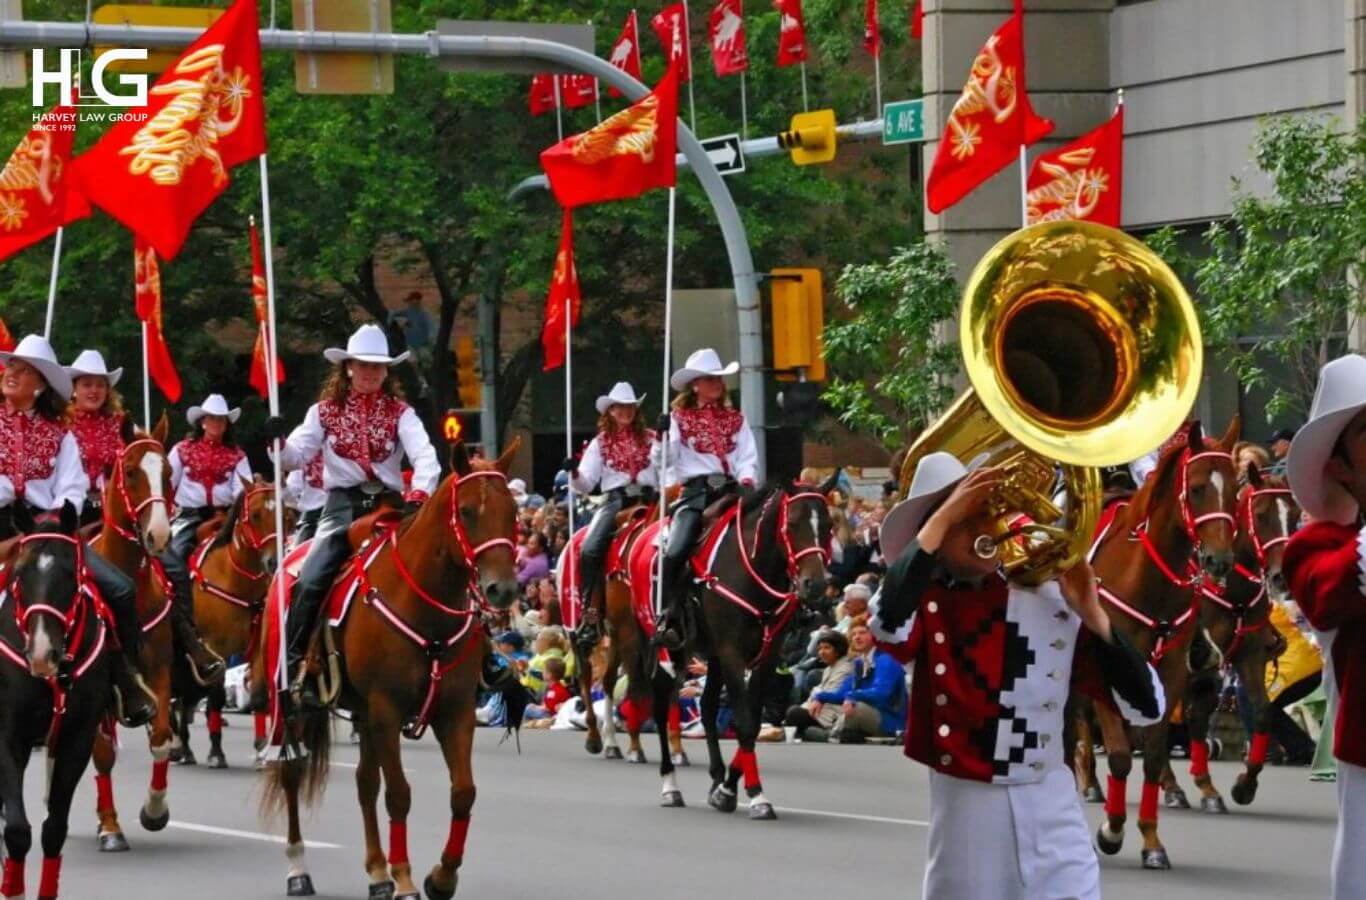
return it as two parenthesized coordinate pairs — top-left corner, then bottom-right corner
(525, 657), (571, 725)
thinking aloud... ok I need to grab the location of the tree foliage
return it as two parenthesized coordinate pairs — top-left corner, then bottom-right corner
(1148, 114), (1366, 424)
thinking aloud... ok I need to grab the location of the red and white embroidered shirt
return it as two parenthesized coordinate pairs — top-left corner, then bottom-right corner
(169, 437), (251, 509)
(571, 428), (659, 494)
(281, 391), (439, 500)
(285, 451), (327, 513)
(664, 402), (758, 486)
(0, 408), (88, 513)
(69, 410), (126, 491)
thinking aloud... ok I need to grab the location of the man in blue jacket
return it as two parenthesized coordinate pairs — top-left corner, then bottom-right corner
(818, 622), (907, 742)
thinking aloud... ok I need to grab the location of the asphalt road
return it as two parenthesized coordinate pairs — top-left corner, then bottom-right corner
(15, 716), (1340, 899)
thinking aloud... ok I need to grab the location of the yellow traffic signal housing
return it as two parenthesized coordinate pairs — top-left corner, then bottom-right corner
(455, 335), (481, 408)
(770, 268), (825, 382)
(442, 409), (464, 444)
(778, 109), (838, 166)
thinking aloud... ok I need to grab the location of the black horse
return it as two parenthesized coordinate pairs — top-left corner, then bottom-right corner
(0, 503), (114, 899)
(626, 476), (834, 817)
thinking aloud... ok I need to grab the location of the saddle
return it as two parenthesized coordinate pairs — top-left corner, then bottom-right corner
(194, 512), (228, 543)
(347, 504), (403, 552)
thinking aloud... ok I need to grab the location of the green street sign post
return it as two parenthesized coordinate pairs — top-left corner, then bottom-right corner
(883, 98), (926, 145)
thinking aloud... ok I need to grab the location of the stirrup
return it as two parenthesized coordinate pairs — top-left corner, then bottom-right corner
(186, 643), (226, 687)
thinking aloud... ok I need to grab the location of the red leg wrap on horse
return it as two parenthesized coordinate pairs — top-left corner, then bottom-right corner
(37, 857), (59, 900)
(151, 759), (169, 792)
(1139, 781), (1160, 822)
(442, 817), (470, 862)
(730, 748), (760, 791)
(668, 703), (681, 730)
(621, 698), (648, 734)
(254, 711), (267, 741)
(1104, 775), (1127, 819)
(387, 822), (409, 866)
(95, 772), (114, 812)
(1248, 731), (1270, 767)
(207, 709), (223, 734)
(1189, 739), (1210, 777)
(2, 858), (24, 897)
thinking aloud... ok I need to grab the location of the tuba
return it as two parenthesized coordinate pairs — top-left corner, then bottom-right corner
(898, 221), (1202, 585)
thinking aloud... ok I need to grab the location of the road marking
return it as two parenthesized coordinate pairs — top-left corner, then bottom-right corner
(167, 821), (342, 849)
(776, 806), (929, 827)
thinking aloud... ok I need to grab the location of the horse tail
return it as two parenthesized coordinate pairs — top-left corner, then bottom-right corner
(260, 709), (332, 817)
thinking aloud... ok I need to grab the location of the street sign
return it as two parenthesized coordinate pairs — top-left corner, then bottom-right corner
(882, 98), (926, 145)
(0, 0), (23, 88)
(93, 4), (223, 74)
(701, 133), (745, 177)
(294, 0), (394, 96)
(436, 21), (595, 75)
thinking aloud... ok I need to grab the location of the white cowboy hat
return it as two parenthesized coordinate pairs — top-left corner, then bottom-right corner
(1287, 354), (1366, 524)
(670, 348), (739, 392)
(187, 393), (242, 425)
(0, 334), (73, 399)
(323, 323), (410, 366)
(65, 349), (124, 387)
(596, 381), (647, 415)
(879, 451), (989, 562)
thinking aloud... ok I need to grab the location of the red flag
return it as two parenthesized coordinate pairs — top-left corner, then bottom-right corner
(71, 0), (266, 260)
(247, 219), (284, 399)
(709, 0), (748, 77)
(608, 12), (644, 99)
(651, 3), (692, 82)
(0, 316), (13, 372)
(540, 64), (680, 209)
(864, 0), (881, 57)
(0, 94), (91, 262)
(925, 0), (1053, 213)
(911, 0), (923, 40)
(134, 239), (182, 403)
(541, 208), (581, 372)
(772, 0), (808, 67)
(529, 73), (558, 116)
(559, 74), (598, 110)
(1026, 105), (1124, 227)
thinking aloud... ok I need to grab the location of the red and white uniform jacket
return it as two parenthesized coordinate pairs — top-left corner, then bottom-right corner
(869, 541), (1165, 785)
(285, 452), (327, 513)
(0, 408), (88, 513)
(663, 402), (758, 487)
(69, 410), (126, 492)
(571, 429), (659, 494)
(281, 392), (439, 501)
(1283, 519), (1366, 767)
(169, 438), (251, 510)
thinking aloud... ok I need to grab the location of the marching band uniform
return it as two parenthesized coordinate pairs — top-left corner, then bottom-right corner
(1282, 354), (1366, 900)
(277, 325), (439, 699)
(285, 452), (327, 545)
(869, 452), (1165, 900)
(0, 336), (155, 726)
(657, 349), (759, 648)
(64, 350), (128, 526)
(567, 382), (658, 647)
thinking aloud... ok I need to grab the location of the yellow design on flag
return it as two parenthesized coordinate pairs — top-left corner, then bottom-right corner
(1026, 148), (1111, 224)
(1, 130), (61, 205)
(571, 94), (661, 165)
(945, 37), (1018, 161)
(0, 194), (26, 232)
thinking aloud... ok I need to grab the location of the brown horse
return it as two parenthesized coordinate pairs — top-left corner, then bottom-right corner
(172, 479), (290, 769)
(1083, 419), (1241, 870)
(1160, 465), (1300, 813)
(257, 440), (520, 900)
(87, 418), (177, 853)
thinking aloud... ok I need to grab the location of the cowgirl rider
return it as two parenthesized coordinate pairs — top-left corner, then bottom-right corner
(272, 324), (440, 706)
(285, 451), (326, 545)
(566, 382), (658, 648)
(0, 335), (156, 726)
(64, 350), (130, 527)
(655, 349), (759, 650)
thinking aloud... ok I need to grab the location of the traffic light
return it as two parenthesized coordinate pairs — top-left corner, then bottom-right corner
(455, 335), (481, 408)
(777, 382), (822, 423)
(770, 267), (825, 382)
(441, 409), (483, 450)
(778, 109), (838, 166)
(442, 409), (464, 444)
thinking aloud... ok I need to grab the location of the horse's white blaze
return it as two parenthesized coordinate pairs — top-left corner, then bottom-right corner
(1276, 498), (1293, 547)
(28, 617), (56, 675)
(1210, 470), (1227, 508)
(139, 451), (171, 544)
(286, 840), (310, 878)
(36, 552), (55, 573)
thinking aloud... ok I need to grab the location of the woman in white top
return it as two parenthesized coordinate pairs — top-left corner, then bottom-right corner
(565, 382), (658, 647)
(285, 451), (327, 545)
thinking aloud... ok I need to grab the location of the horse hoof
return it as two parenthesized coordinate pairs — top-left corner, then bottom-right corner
(672, 752), (690, 767)
(660, 790), (685, 808)
(369, 881), (396, 900)
(626, 749), (647, 764)
(1231, 778), (1257, 806)
(584, 735), (603, 756)
(206, 752), (228, 770)
(423, 873), (456, 900)
(708, 785), (738, 814)
(286, 874), (316, 896)
(1081, 785), (1104, 804)
(1164, 788), (1191, 809)
(603, 746), (623, 761)
(174, 749), (197, 766)
(749, 802), (777, 821)
(139, 806), (170, 832)
(1141, 848), (1172, 870)
(98, 830), (130, 852)
(395, 893), (420, 900)
(1200, 794), (1228, 815)
(1095, 826), (1123, 856)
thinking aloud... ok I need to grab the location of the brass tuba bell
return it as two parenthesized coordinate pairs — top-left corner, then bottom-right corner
(898, 221), (1203, 585)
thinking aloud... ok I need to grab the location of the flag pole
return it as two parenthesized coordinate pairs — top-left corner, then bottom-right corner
(553, 77), (564, 142)
(42, 227), (63, 340)
(682, 3), (697, 134)
(140, 321), (151, 431)
(740, 70), (748, 141)
(873, 52), (882, 120)
(258, 153), (289, 693)
(799, 62), (809, 112)
(1018, 144), (1029, 228)
(633, 9), (643, 80)
(563, 256), (577, 625)
(653, 186), (678, 625)
(588, 19), (602, 124)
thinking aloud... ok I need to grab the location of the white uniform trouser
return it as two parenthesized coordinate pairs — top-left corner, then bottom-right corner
(1334, 761), (1366, 900)
(924, 766), (1099, 900)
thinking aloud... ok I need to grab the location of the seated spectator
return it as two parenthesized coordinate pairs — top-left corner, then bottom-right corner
(525, 656), (572, 724)
(523, 625), (576, 696)
(823, 623), (907, 743)
(495, 629), (530, 668)
(785, 631), (854, 741)
(517, 532), (551, 587)
(833, 583), (871, 633)
(1233, 441), (1272, 485)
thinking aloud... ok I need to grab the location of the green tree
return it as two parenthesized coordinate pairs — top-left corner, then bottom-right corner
(1149, 114), (1366, 424)
(820, 241), (959, 450)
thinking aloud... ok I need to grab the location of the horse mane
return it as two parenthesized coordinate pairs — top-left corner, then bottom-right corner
(209, 493), (246, 550)
(740, 481), (786, 516)
(1124, 440), (1189, 529)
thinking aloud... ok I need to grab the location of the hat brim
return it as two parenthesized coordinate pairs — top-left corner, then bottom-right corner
(596, 393), (646, 415)
(0, 352), (73, 400)
(1287, 403), (1366, 524)
(879, 483), (959, 564)
(324, 348), (411, 366)
(670, 361), (739, 392)
(187, 406), (243, 425)
(66, 366), (124, 388)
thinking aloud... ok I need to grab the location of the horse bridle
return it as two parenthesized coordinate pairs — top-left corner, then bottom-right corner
(103, 438), (173, 549)
(6, 533), (88, 659)
(1239, 485), (1294, 573)
(1174, 448), (1238, 568)
(442, 469), (517, 609)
